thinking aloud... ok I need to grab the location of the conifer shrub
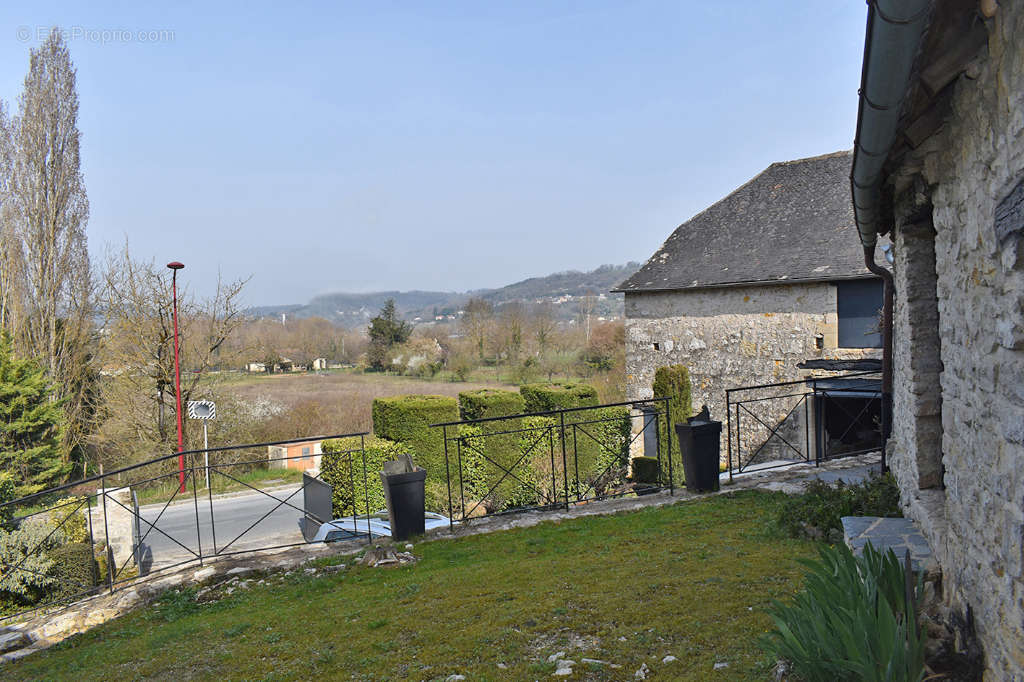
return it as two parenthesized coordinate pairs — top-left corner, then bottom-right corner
(46, 541), (98, 602)
(652, 364), (693, 483)
(320, 436), (410, 519)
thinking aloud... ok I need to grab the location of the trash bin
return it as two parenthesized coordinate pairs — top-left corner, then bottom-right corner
(675, 407), (722, 493)
(380, 455), (427, 541)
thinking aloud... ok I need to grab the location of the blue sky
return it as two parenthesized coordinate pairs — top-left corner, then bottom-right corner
(0, 1), (867, 305)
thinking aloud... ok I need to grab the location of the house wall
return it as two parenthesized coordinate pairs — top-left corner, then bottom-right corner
(887, 5), (1024, 677)
(624, 282), (880, 461)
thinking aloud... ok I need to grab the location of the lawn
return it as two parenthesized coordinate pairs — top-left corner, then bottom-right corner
(7, 491), (812, 681)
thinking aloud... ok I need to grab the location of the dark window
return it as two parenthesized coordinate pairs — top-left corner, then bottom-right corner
(301, 446), (311, 459)
(837, 279), (883, 348)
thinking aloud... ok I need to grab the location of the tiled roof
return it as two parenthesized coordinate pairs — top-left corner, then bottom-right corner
(615, 151), (881, 293)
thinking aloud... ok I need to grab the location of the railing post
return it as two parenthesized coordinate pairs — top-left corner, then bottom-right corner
(361, 434), (372, 542)
(571, 423), (581, 504)
(456, 437), (466, 522)
(443, 425), (453, 532)
(726, 391), (733, 484)
(548, 426), (556, 507)
(99, 472), (113, 592)
(190, 454), (204, 565)
(559, 412), (570, 510)
(207, 453), (218, 555)
(664, 397), (674, 495)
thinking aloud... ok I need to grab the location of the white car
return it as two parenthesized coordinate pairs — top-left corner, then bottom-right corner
(305, 510), (450, 542)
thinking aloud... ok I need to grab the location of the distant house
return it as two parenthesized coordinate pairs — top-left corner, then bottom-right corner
(245, 362), (266, 374)
(616, 151), (884, 431)
(267, 440), (323, 472)
(311, 357), (328, 371)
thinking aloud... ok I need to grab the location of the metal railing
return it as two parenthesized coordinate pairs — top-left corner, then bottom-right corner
(0, 433), (371, 623)
(725, 371), (883, 479)
(432, 398), (674, 528)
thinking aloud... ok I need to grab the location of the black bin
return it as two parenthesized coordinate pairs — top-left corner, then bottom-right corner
(675, 414), (722, 493)
(380, 468), (427, 541)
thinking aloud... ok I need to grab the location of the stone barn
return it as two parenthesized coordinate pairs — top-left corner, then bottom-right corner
(849, 0), (1024, 676)
(616, 151), (884, 464)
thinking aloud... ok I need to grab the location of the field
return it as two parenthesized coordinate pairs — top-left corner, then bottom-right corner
(217, 369), (520, 440)
(6, 490), (813, 681)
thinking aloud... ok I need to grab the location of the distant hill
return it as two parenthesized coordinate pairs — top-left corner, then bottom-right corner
(246, 263), (641, 328)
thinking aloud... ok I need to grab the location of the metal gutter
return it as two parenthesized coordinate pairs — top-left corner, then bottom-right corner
(850, 0), (932, 248)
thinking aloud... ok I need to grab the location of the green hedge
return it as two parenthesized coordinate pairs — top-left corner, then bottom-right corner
(519, 382), (599, 413)
(320, 436), (411, 519)
(457, 389), (528, 512)
(653, 364), (692, 483)
(46, 542), (98, 601)
(458, 388), (525, 421)
(371, 395), (459, 510)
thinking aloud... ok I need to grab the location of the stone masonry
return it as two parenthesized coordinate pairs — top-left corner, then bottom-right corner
(884, 4), (1024, 676)
(625, 282), (879, 458)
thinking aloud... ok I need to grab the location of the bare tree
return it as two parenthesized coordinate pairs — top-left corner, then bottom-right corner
(461, 298), (493, 360)
(1, 30), (95, 461)
(93, 244), (247, 469)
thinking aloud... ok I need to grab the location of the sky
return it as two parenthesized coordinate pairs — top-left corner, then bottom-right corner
(0, 1), (868, 306)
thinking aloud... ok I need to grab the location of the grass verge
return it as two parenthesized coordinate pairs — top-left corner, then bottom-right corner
(7, 490), (812, 681)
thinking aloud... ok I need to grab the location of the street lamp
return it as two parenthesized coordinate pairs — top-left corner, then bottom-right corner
(167, 261), (186, 493)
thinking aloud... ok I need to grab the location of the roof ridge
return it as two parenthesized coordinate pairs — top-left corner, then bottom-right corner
(768, 149), (853, 167)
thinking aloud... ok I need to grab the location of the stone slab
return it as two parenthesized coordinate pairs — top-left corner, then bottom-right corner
(841, 516), (936, 573)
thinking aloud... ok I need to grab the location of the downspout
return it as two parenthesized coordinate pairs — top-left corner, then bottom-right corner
(850, 0), (931, 472)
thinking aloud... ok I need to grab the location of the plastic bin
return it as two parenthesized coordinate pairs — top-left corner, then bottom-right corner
(675, 415), (722, 493)
(380, 467), (427, 541)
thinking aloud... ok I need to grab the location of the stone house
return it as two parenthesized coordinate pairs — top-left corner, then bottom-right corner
(616, 151), (884, 458)
(849, 0), (1023, 676)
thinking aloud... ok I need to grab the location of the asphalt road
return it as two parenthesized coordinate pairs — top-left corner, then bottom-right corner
(137, 484), (305, 570)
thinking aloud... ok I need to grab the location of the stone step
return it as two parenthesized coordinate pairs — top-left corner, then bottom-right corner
(841, 516), (938, 575)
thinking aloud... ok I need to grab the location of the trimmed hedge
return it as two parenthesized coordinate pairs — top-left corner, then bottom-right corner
(458, 389), (525, 421)
(519, 382), (598, 413)
(653, 364), (692, 483)
(371, 395), (459, 510)
(46, 542), (98, 601)
(631, 456), (660, 484)
(320, 436), (410, 519)
(457, 389), (528, 512)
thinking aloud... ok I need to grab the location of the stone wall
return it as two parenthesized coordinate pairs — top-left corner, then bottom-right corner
(624, 282), (880, 463)
(886, 5), (1024, 677)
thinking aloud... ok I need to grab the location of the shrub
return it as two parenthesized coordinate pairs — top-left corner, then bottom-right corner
(372, 395), (459, 510)
(652, 364), (692, 482)
(457, 390), (528, 512)
(631, 456), (660, 484)
(320, 436), (410, 519)
(774, 473), (901, 540)
(46, 542), (98, 602)
(519, 382), (598, 413)
(760, 541), (926, 681)
(0, 472), (15, 528)
(50, 497), (89, 544)
(0, 516), (64, 603)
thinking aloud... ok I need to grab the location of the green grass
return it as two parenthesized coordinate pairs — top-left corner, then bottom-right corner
(7, 491), (813, 681)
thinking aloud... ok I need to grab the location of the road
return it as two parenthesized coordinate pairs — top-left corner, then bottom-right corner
(136, 484), (305, 570)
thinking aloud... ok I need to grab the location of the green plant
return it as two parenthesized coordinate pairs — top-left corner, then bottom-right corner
(371, 395), (459, 510)
(320, 436), (410, 518)
(456, 390), (530, 512)
(760, 541), (926, 681)
(774, 473), (901, 539)
(49, 497), (89, 543)
(652, 364), (692, 484)
(46, 541), (98, 601)
(519, 382), (598, 413)
(0, 516), (64, 602)
(0, 332), (70, 498)
(630, 456), (660, 484)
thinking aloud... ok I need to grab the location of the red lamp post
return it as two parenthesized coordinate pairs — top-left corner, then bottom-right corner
(167, 261), (186, 493)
